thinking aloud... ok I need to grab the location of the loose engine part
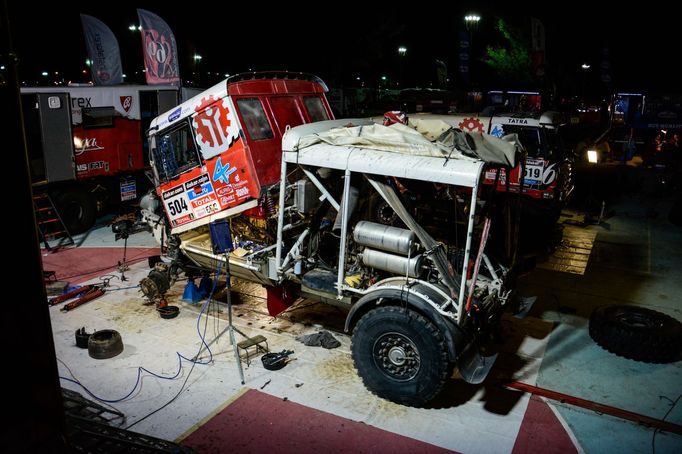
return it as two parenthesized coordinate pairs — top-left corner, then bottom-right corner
(139, 264), (171, 301)
(139, 190), (160, 212)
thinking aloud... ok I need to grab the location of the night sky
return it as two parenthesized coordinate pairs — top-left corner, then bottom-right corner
(5, 2), (678, 97)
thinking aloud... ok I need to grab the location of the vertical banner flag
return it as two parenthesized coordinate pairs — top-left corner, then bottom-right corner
(435, 59), (448, 87)
(530, 17), (546, 78)
(137, 9), (180, 86)
(80, 14), (123, 85)
(458, 31), (470, 85)
(600, 47), (612, 90)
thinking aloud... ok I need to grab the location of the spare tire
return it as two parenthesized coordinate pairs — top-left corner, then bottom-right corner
(589, 305), (682, 363)
(88, 329), (124, 359)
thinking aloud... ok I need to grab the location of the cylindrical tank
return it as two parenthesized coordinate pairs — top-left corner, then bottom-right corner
(353, 221), (418, 255)
(361, 248), (423, 278)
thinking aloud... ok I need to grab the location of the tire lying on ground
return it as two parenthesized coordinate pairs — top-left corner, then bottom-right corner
(589, 305), (682, 363)
(88, 329), (124, 359)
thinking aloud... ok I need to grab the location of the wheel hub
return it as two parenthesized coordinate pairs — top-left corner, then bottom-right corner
(617, 312), (657, 329)
(373, 332), (421, 381)
(388, 346), (406, 365)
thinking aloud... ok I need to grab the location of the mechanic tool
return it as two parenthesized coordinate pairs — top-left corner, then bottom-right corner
(261, 350), (294, 371)
(49, 285), (105, 312)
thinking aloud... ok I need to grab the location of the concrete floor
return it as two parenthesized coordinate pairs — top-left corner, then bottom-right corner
(44, 189), (682, 453)
(518, 193), (682, 453)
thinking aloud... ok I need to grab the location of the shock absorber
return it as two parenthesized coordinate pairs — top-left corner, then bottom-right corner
(263, 191), (275, 216)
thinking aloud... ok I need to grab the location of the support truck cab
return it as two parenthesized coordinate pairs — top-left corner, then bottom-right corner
(22, 84), (185, 233)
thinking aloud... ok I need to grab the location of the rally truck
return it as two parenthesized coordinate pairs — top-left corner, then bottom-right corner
(21, 84), (193, 233)
(380, 111), (574, 227)
(140, 72), (524, 406)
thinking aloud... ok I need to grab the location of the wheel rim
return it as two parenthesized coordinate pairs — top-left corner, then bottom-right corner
(372, 331), (421, 381)
(64, 201), (85, 223)
(615, 311), (658, 329)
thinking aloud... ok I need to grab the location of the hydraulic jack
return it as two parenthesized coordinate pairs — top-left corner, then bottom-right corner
(48, 285), (106, 312)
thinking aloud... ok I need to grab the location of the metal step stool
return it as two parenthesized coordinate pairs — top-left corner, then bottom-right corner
(237, 335), (269, 366)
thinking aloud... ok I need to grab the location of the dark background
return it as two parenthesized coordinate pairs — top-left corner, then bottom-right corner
(4, 2), (678, 95)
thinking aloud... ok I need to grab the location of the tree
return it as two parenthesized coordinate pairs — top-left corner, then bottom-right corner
(482, 18), (532, 85)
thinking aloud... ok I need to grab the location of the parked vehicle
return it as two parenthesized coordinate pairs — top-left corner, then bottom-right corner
(403, 111), (574, 226)
(140, 72), (524, 406)
(21, 84), (194, 233)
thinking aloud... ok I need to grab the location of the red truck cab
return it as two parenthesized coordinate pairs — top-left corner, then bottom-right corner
(148, 72), (333, 234)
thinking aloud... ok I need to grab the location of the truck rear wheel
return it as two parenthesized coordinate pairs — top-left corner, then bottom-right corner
(57, 190), (96, 234)
(351, 306), (450, 406)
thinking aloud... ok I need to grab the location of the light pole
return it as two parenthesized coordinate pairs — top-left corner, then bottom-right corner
(463, 14), (480, 89)
(193, 54), (202, 85)
(398, 46), (406, 87)
(128, 25), (142, 83)
(464, 14), (480, 46)
(581, 63), (590, 97)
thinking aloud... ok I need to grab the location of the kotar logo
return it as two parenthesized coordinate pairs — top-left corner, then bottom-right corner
(74, 137), (104, 155)
(120, 96), (133, 113)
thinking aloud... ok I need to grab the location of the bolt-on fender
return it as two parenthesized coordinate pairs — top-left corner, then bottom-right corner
(345, 284), (468, 362)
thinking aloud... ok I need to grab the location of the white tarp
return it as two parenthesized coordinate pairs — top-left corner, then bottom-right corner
(294, 120), (519, 167)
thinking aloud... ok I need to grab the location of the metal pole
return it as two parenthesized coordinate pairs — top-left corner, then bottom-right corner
(225, 252), (245, 384)
(119, 235), (129, 281)
(336, 169), (352, 298)
(505, 381), (682, 436)
(275, 156), (288, 272)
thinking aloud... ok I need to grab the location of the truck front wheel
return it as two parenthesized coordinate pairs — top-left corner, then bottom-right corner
(57, 190), (96, 234)
(351, 306), (450, 406)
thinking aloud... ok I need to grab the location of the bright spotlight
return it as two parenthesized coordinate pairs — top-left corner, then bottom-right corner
(587, 150), (598, 163)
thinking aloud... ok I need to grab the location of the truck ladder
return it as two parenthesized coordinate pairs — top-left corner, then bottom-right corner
(33, 190), (75, 251)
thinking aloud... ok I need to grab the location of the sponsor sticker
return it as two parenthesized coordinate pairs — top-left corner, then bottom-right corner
(162, 185), (185, 200)
(120, 180), (136, 202)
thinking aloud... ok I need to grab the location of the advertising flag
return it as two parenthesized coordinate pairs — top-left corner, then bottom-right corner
(137, 9), (180, 86)
(530, 17), (546, 78)
(458, 31), (470, 84)
(80, 14), (123, 85)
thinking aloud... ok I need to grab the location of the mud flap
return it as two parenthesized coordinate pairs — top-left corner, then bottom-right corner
(457, 340), (498, 384)
(265, 282), (298, 316)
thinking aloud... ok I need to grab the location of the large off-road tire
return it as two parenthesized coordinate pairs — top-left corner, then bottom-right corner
(56, 190), (97, 234)
(589, 305), (682, 363)
(351, 306), (450, 406)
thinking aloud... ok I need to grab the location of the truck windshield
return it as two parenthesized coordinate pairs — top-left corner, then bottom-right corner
(499, 125), (560, 159)
(303, 96), (329, 122)
(503, 125), (543, 157)
(151, 122), (200, 183)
